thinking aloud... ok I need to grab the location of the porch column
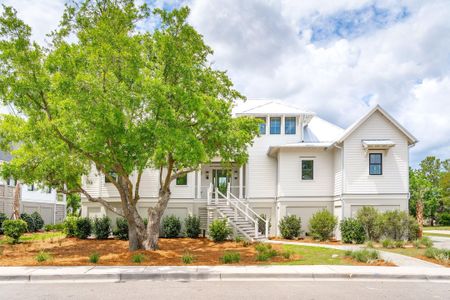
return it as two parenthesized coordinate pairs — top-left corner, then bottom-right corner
(239, 165), (243, 199)
(196, 168), (201, 199)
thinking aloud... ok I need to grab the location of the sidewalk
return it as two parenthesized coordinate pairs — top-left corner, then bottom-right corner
(0, 265), (449, 283)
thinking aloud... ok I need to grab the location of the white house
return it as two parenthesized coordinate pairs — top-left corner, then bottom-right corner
(0, 151), (66, 224)
(81, 100), (417, 240)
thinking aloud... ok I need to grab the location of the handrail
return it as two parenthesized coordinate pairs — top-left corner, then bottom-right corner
(228, 192), (266, 224)
(216, 189), (256, 224)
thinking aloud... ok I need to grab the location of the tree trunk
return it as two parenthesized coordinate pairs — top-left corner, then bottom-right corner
(12, 182), (20, 220)
(126, 208), (147, 251)
(416, 199), (424, 238)
(143, 189), (171, 250)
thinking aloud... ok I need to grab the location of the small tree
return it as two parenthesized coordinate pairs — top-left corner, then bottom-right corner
(356, 206), (381, 241)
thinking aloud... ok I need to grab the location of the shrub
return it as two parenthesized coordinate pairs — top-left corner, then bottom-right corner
(309, 210), (337, 241)
(415, 237), (433, 248)
(279, 215), (301, 239)
(44, 224), (53, 232)
(89, 252), (100, 263)
(347, 249), (380, 263)
(113, 218), (129, 240)
(382, 238), (395, 248)
(75, 217), (92, 239)
(0, 213), (8, 234)
(281, 250), (294, 259)
(182, 251), (195, 264)
(36, 251), (51, 262)
(221, 251), (240, 264)
(255, 243), (277, 261)
(63, 216), (78, 237)
(437, 212), (450, 226)
(394, 240), (405, 248)
(31, 212), (44, 231)
(234, 236), (243, 243)
(162, 215), (181, 238)
(356, 206), (381, 241)
(93, 216), (111, 239)
(131, 253), (145, 264)
(407, 216), (420, 241)
(340, 218), (365, 244)
(242, 240), (252, 247)
(20, 213), (35, 232)
(2, 219), (28, 243)
(209, 219), (232, 242)
(184, 215), (201, 238)
(378, 210), (410, 241)
(365, 240), (374, 248)
(258, 214), (272, 236)
(424, 247), (450, 263)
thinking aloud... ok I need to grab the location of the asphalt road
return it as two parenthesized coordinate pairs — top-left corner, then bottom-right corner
(0, 280), (448, 300)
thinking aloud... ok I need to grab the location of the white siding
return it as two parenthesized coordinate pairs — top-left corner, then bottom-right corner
(333, 147), (342, 196)
(343, 111), (409, 194)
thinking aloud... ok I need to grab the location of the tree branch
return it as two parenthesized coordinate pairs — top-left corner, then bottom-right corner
(79, 187), (125, 218)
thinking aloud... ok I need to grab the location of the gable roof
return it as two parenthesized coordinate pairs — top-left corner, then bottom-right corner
(336, 105), (418, 145)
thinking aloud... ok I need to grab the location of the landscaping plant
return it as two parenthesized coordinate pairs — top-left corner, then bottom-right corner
(309, 210), (337, 241)
(279, 215), (301, 239)
(221, 251), (240, 264)
(2, 219), (27, 243)
(356, 206), (381, 241)
(20, 213), (35, 232)
(31, 212), (44, 231)
(184, 215), (201, 238)
(131, 253), (145, 264)
(114, 218), (129, 240)
(162, 215), (181, 238)
(346, 249), (380, 263)
(182, 251), (195, 264)
(0, 213), (8, 234)
(255, 243), (278, 261)
(89, 252), (100, 264)
(424, 248), (449, 263)
(340, 218), (365, 244)
(75, 217), (92, 239)
(63, 216), (78, 237)
(209, 219), (232, 242)
(93, 216), (111, 239)
(381, 238), (395, 249)
(36, 251), (51, 263)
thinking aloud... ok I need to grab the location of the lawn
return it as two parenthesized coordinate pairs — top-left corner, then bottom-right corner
(424, 226), (450, 231)
(0, 232), (391, 266)
(424, 232), (450, 238)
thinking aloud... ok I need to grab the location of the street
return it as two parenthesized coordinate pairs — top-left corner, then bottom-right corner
(0, 280), (448, 300)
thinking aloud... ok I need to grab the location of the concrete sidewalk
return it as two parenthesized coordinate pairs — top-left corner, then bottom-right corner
(0, 265), (449, 283)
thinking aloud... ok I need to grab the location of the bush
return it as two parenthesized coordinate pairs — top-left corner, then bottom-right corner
(394, 240), (405, 248)
(31, 212), (44, 231)
(281, 250), (294, 259)
(414, 237), (433, 248)
(2, 219), (28, 243)
(437, 212), (450, 226)
(424, 247), (450, 263)
(131, 253), (145, 263)
(209, 219), (232, 242)
(36, 251), (51, 263)
(75, 217), (92, 239)
(407, 216), (419, 241)
(378, 210), (410, 241)
(63, 216), (78, 237)
(258, 214), (271, 236)
(93, 216), (111, 239)
(45, 223), (64, 232)
(44, 224), (53, 232)
(184, 215), (201, 238)
(20, 213), (35, 232)
(0, 213), (8, 234)
(340, 218), (365, 244)
(162, 215), (181, 238)
(221, 251), (240, 264)
(255, 243), (278, 261)
(309, 210), (337, 241)
(382, 238), (395, 248)
(279, 215), (301, 239)
(113, 218), (129, 240)
(182, 251), (195, 264)
(356, 206), (381, 241)
(89, 252), (100, 263)
(347, 249), (380, 263)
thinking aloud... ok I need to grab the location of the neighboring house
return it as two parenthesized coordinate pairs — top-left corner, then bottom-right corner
(0, 151), (66, 224)
(81, 100), (417, 240)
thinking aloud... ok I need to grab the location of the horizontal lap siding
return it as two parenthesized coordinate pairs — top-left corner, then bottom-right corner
(343, 111), (409, 194)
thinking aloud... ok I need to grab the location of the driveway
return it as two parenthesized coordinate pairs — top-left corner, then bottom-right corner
(428, 235), (450, 250)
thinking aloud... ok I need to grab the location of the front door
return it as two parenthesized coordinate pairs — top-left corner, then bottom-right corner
(212, 169), (230, 197)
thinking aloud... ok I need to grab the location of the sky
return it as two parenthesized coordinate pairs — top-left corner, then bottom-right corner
(1, 0), (449, 167)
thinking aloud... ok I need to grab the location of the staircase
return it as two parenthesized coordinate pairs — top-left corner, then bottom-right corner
(207, 183), (268, 241)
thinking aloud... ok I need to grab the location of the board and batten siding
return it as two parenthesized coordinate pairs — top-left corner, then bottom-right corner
(343, 111), (409, 194)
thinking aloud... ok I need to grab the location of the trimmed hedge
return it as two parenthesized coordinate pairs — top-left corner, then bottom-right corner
(2, 219), (28, 243)
(114, 217), (129, 240)
(20, 213), (35, 232)
(93, 216), (111, 239)
(75, 217), (92, 239)
(0, 213), (8, 234)
(162, 215), (181, 238)
(184, 215), (201, 238)
(31, 212), (44, 231)
(279, 215), (301, 239)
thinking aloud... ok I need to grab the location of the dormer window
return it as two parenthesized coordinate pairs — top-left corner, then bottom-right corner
(285, 117), (296, 134)
(257, 117), (266, 135)
(270, 117), (281, 134)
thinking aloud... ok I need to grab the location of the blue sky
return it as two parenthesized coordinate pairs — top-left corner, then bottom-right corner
(1, 0), (449, 167)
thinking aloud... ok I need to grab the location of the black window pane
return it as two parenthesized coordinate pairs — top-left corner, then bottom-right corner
(302, 160), (314, 180)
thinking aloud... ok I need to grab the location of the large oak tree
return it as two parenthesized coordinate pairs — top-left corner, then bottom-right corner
(0, 1), (259, 250)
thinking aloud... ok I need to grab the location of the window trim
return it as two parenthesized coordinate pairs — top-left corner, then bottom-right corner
(105, 171), (118, 183)
(301, 159), (314, 180)
(270, 117), (281, 134)
(176, 174), (188, 186)
(257, 117), (266, 135)
(369, 153), (383, 175)
(285, 117), (296, 135)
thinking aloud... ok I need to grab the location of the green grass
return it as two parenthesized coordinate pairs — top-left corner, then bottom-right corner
(423, 226), (450, 231)
(424, 232), (450, 238)
(276, 245), (351, 265)
(0, 231), (65, 245)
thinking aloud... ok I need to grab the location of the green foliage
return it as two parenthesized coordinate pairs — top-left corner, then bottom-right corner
(75, 217), (92, 239)
(347, 249), (380, 263)
(340, 218), (365, 244)
(162, 215), (181, 238)
(424, 247), (449, 263)
(31, 212), (44, 231)
(378, 210), (410, 241)
(113, 218), (129, 240)
(407, 216), (420, 241)
(437, 212), (450, 226)
(309, 210), (337, 241)
(35, 251), (51, 263)
(20, 213), (35, 232)
(66, 194), (81, 216)
(394, 240), (405, 248)
(381, 238), (395, 248)
(356, 206), (381, 241)
(234, 236), (243, 243)
(208, 219), (232, 242)
(182, 251), (195, 264)
(221, 251), (240, 264)
(281, 250), (294, 259)
(93, 216), (111, 239)
(2, 219), (27, 243)
(254, 243), (278, 261)
(416, 237), (433, 248)
(89, 252), (100, 264)
(258, 214), (271, 236)
(131, 253), (145, 264)
(279, 215), (301, 239)
(184, 215), (201, 238)
(0, 213), (8, 234)
(63, 216), (78, 237)
(365, 240), (374, 248)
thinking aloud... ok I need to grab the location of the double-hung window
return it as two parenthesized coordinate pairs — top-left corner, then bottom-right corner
(369, 153), (382, 175)
(270, 117), (281, 134)
(301, 160), (314, 180)
(285, 117), (296, 134)
(257, 117), (266, 135)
